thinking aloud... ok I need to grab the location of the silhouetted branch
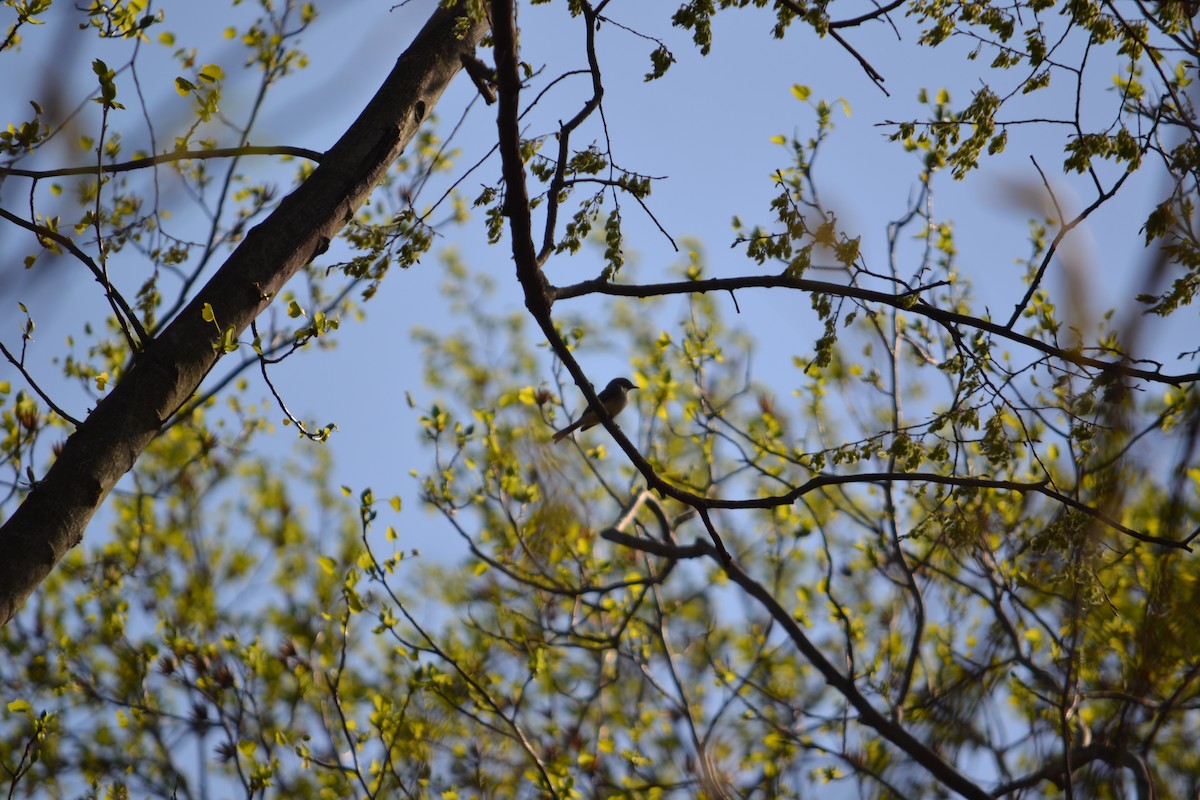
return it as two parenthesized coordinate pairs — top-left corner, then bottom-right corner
(0, 145), (323, 179)
(555, 274), (1199, 386)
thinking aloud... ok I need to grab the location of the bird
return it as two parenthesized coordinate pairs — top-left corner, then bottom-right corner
(552, 377), (637, 443)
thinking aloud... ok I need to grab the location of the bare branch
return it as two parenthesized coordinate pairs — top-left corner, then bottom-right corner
(0, 145), (323, 180)
(554, 274), (1200, 386)
(0, 206), (149, 347)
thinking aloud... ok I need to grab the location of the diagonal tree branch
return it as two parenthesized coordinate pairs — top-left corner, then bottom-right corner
(0, 4), (490, 625)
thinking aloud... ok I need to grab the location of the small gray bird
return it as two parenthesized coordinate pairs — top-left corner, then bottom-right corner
(552, 377), (637, 443)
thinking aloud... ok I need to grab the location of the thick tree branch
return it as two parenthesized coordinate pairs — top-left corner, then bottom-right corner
(0, 5), (489, 625)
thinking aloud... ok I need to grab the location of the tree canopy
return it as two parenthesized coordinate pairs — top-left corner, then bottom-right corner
(2, 0), (1199, 798)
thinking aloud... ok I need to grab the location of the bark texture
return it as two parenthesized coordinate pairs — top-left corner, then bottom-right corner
(0, 5), (490, 624)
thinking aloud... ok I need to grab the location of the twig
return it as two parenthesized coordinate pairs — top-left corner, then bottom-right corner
(1005, 156), (1133, 329)
(776, 0), (890, 94)
(555, 273), (1200, 387)
(609, 530), (994, 800)
(0, 206), (148, 347)
(829, 0), (905, 30)
(0, 145), (322, 180)
(459, 52), (496, 104)
(0, 341), (82, 427)
(250, 321), (335, 442)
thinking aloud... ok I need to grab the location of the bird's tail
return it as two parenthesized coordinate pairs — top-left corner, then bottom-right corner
(552, 420), (580, 443)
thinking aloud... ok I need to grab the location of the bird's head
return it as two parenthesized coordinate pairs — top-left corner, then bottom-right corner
(607, 377), (637, 394)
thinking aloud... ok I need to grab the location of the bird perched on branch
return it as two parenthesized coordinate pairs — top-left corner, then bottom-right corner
(552, 377), (637, 443)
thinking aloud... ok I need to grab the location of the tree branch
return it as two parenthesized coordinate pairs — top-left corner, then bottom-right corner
(491, 0), (733, 558)
(0, 4), (490, 625)
(0, 341), (83, 428)
(829, 0), (905, 30)
(554, 274), (1200, 386)
(610, 530), (994, 800)
(0, 206), (149, 347)
(0, 145), (323, 180)
(776, 0), (889, 94)
(991, 744), (1155, 798)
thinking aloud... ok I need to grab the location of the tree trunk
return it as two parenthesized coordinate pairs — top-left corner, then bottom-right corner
(0, 5), (490, 625)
